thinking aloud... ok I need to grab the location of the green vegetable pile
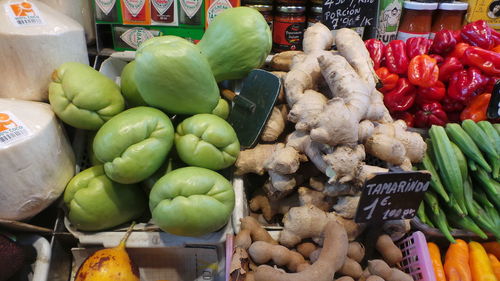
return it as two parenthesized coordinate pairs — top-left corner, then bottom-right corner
(417, 120), (500, 243)
(47, 7), (272, 236)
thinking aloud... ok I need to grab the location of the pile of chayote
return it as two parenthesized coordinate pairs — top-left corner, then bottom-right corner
(49, 7), (271, 236)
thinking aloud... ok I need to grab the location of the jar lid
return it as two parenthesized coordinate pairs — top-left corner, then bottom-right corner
(245, 4), (273, 11)
(438, 1), (468, 10)
(310, 5), (322, 13)
(277, 6), (306, 13)
(403, 1), (439, 10)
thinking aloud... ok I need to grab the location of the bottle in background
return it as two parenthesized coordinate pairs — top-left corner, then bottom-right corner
(121, 0), (150, 25)
(179, 0), (203, 25)
(375, 0), (404, 43)
(95, 0), (121, 23)
(151, 0), (177, 25)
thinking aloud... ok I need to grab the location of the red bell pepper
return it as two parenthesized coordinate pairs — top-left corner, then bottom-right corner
(406, 37), (433, 59)
(414, 102), (449, 128)
(449, 42), (471, 61)
(461, 20), (495, 50)
(365, 39), (385, 70)
(492, 45), (500, 53)
(392, 112), (415, 127)
(460, 93), (491, 122)
(442, 96), (466, 113)
(485, 76), (500, 92)
(431, 30), (458, 55)
(447, 112), (462, 123)
(384, 40), (409, 75)
(375, 67), (399, 93)
(463, 46), (500, 76)
(430, 54), (444, 64)
(416, 81), (446, 105)
(383, 78), (417, 112)
(408, 54), (439, 88)
(448, 67), (489, 102)
(439, 56), (464, 82)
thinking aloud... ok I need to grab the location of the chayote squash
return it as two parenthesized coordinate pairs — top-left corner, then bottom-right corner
(64, 166), (147, 231)
(134, 36), (220, 115)
(198, 7), (272, 82)
(49, 62), (125, 130)
(149, 167), (235, 237)
(120, 61), (147, 108)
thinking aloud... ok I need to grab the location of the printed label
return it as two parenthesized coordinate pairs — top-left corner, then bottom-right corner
(273, 20), (305, 51)
(5, 1), (44, 26)
(207, 0), (232, 24)
(0, 112), (31, 147)
(152, 0), (173, 15)
(396, 31), (430, 42)
(123, 0), (145, 17)
(120, 27), (156, 49)
(375, 0), (403, 43)
(96, 0), (116, 15)
(180, 0), (202, 18)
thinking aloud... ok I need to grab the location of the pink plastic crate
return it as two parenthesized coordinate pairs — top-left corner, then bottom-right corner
(397, 231), (436, 281)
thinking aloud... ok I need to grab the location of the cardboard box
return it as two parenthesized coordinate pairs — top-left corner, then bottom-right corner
(71, 246), (222, 281)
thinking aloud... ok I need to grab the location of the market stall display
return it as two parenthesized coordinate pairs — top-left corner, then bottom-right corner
(1, 0), (500, 280)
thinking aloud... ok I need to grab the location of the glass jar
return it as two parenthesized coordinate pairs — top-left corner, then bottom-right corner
(273, 6), (306, 52)
(309, 0), (322, 5)
(430, 2), (468, 38)
(307, 5), (322, 27)
(397, 1), (438, 41)
(246, 5), (273, 30)
(242, 0), (273, 5)
(276, 0), (306, 7)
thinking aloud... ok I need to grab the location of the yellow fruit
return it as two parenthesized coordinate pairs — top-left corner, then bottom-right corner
(75, 223), (139, 281)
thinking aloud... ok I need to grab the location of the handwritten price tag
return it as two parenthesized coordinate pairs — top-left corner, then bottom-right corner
(354, 171), (431, 223)
(322, 0), (378, 30)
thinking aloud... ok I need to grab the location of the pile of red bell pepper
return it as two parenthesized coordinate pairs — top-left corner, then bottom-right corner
(365, 20), (499, 128)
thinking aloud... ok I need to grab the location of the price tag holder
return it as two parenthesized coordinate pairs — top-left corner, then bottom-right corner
(487, 79), (500, 119)
(322, 0), (378, 30)
(354, 171), (431, 223)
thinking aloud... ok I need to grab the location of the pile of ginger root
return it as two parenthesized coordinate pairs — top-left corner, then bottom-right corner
(230, 215), (414, 281)
(234, 23), (426, 241)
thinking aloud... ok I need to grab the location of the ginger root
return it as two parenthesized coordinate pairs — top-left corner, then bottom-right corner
(279, 205), (364, 247)
(323, 145), (365, 183)
(235, 216), (278, 249)
(235, 144), (277, 176)
(254, 220), (348, 281)
(270, 51), (303, 72)
(335, 28), (378, 90)
(298, 186), (335, 211)
(288, 89), (328, 132)
(333, 196), (361, 219)
(248, 241), (310, 272)
(261, 106), (287, 142)
(272, 71), (287, 104)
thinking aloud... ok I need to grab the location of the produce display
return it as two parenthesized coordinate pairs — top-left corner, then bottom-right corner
(365, 20), (500, 127)
(230, 216), (414, 281)
(1, 1), (500, 280)
(417, 120), (500, 242)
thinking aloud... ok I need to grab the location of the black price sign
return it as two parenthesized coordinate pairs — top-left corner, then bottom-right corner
(355, 171), (431, 223)
(322, 0), (378, 30)
(487, 79), (500, 119)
